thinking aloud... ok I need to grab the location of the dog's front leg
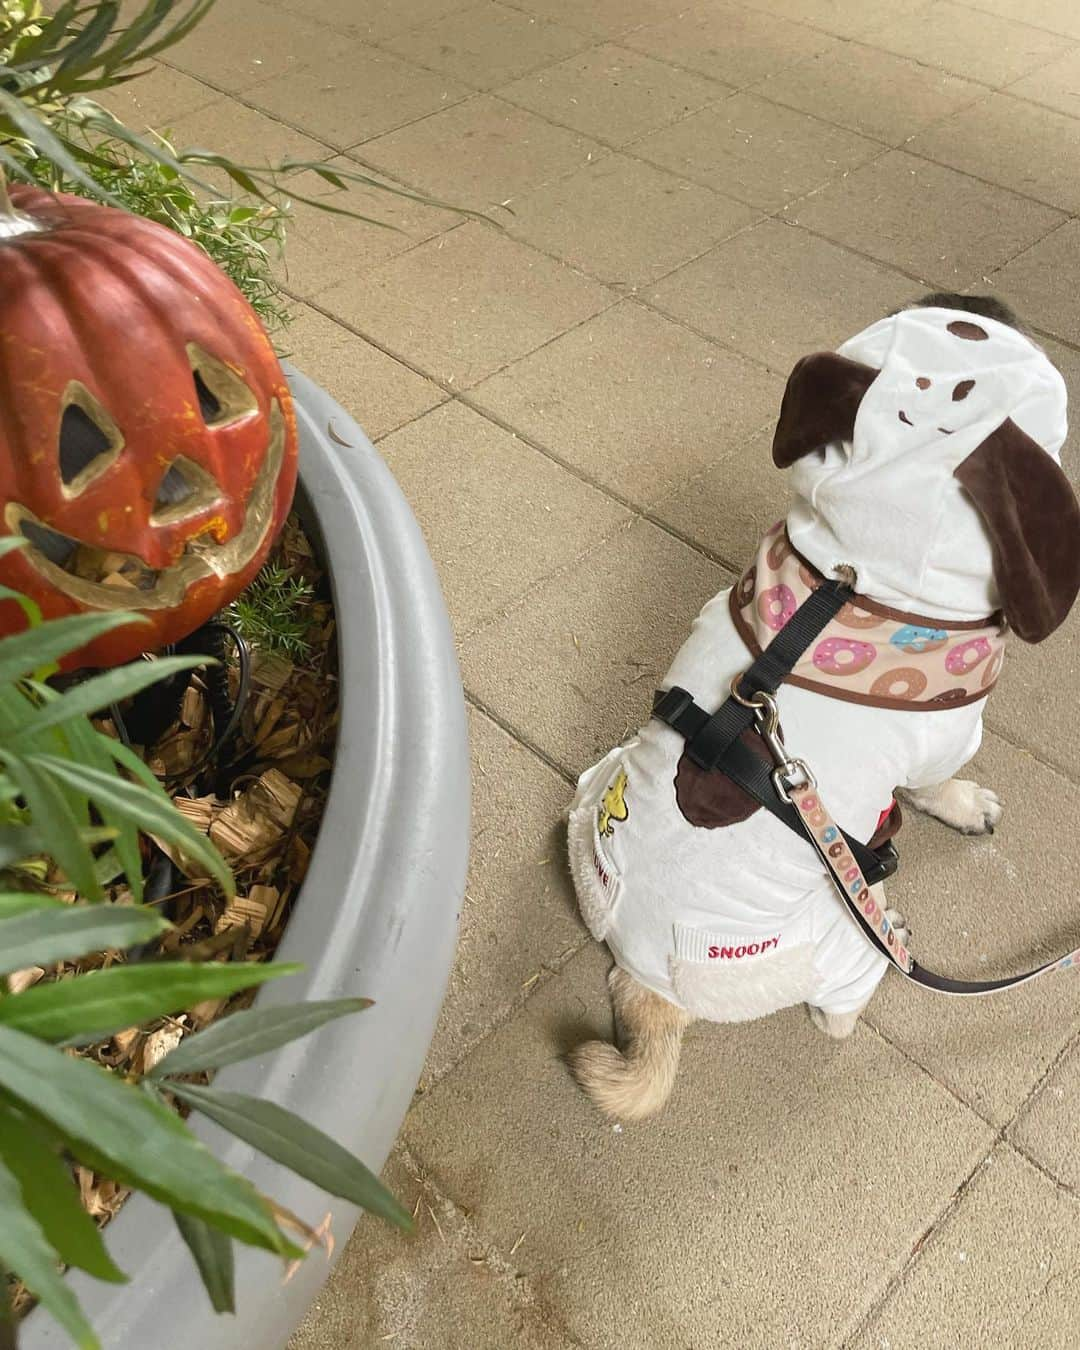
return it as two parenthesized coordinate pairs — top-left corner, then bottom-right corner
(568, 966), (692, 1121)
(900, 778), (1002, 835)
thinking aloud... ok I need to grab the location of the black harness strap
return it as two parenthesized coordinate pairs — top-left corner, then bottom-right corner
(650, 577), (1080, 997)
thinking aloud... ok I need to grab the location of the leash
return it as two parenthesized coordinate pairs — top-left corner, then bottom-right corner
(652, 580), (1080, 996)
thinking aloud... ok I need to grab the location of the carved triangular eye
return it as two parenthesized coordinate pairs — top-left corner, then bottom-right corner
(151, 455), (221, 525)
(188, 344), (258, 427)
(59, 383), (122, 496)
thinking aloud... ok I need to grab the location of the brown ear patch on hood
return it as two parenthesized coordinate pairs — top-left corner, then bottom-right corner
(948, 320), (989, 341)
(772, 352), (878, 468)
(954, 418), (1080, 643)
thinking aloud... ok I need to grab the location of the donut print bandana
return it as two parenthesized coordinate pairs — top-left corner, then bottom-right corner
(729, 522), (1006, 711)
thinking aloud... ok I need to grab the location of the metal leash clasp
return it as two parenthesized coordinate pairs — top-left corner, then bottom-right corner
(730, 677), (817, 805)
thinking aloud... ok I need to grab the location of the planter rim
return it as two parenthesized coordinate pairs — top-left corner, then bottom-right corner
(22, 367), (468, 1349)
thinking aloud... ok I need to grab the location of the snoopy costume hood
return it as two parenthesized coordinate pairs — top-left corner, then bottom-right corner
(778, 307), (1073, 639)
(567, 306), (1080, 1025)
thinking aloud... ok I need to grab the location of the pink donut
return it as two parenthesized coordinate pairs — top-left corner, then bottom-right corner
(813, 637), (876, 677)
(946, 637), (992, 677)
(758, 584), (797, 632)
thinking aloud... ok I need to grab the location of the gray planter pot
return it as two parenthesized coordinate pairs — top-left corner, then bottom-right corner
(22, 368), (469, 1349)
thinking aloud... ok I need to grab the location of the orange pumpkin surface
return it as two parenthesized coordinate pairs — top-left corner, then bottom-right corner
(0, 185), (298, 667)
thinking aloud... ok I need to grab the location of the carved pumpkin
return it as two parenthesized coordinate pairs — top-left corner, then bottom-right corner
(0, 185), (298, 668)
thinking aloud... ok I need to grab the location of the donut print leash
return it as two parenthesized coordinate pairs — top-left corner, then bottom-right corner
(652, 578), (1080, 997)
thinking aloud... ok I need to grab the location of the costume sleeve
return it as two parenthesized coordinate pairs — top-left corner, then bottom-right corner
(903, 713), (984, 791)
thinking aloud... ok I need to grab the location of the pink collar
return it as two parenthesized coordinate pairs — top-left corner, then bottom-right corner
(729, 524), (1006, 711)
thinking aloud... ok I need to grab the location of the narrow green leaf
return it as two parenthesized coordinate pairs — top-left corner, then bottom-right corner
(0, 610), (143, 686)
(0, 1023), (297, 1256)
(0, 823), (115, 870)
(52, 4), (119, 81)
(0, 1155), (99, 1350)
(15, 655), (207, 741)
(0, 960), (299, 1045)
(1, 749), (101, 901)
(55, 712), (145, 903)
(0, 1098), (125, 1283)
(0, 904), (169, 978)
(0, 87), (122, 203)
(150, 998), (373, 1079)
(0, 583), (41, 626)
(27, 751), (234, 898)
(0, 891), (66, 917)
(169, 1084), (414, 1232)
(174, 1211), (235, 1314)
(0, 537), (29, 560)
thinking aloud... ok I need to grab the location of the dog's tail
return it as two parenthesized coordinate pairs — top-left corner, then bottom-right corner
(568, 986), (690, 1121)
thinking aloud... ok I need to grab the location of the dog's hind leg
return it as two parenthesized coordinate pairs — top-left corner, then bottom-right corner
(901, 778), (1002, 835)
(568, 966), (692, 1121)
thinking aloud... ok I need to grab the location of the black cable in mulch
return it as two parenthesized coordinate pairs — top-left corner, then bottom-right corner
(104, 618), (252, 955)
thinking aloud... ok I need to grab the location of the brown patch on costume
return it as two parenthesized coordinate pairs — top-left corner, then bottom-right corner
(674, 729), (773, 829)
(916, 377), (931, 390)
(898, 410), (914, 426)
(953, 379), (975, 401)
(868, 800), (903, 850)
(772, 352), (878, 468)
(954, 418), (1080, 642)
(948, 320), (989, 341)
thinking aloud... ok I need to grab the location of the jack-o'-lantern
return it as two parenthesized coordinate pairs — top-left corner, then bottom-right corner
(0, 185), (298, 668)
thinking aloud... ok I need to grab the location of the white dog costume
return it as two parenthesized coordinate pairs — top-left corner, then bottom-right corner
(568, 307), (1078, 1023)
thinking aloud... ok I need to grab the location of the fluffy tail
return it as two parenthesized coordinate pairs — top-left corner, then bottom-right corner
(568, 974), (690, 1121)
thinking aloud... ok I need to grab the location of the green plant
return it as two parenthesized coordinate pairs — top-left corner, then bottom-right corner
(227, 561), (315, 659)
(0, 542), (409, 1348)
(0, 1), (473, 332)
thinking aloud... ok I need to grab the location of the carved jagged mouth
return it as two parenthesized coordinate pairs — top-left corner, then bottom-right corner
(4, 403), (285, 611)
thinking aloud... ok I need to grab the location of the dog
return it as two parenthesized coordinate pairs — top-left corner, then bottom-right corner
(566, 293), (1080, 1121)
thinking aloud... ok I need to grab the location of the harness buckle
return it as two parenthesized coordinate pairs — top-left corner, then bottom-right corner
(734, 683), (819, 805)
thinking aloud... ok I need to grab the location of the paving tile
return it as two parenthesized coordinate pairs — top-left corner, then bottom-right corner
(869, 1), (1076, 89)
(162, 1), (331, 90)
(735, 0), (929, 40)
(632, 92), (881, 212)
(510, 0), (698, 40)
(267, 0), (478, 43)
(791, 150), (1065, 290)
(984, 613), (1080, 782)
(421, 708), (586, 1086)
(377, 401), (627, 635)
(910, 93), (1080, 213)
(281, 304), (447, 441)
(647, 219), (922, 373)
(863, 732), (1080, 1127)
(756, 42), (985, 145)
(317, 222), (612, 388)
(471, 301), (781, 508)
(403, 944), (993, 1350)
(989, 220), (1080, 346)
(505, 154), (757, 288)
(354, 96), (606, 213)
(381, 2), (590, 92)
(461, 518), (729, 775)
(94, 65), (219, 130)
(273, 160), (462, 300)
(851, 1146), (1080, 1350)
(1009, 1037), (1080, 1190)
(1008, 44), (1080, 119)
(167, 99), (326, 174)
(288, 1147), (573, 1350)
(497, 43), (728, 146)
(650, 426), (793, 569)
(957, 0), (1080, 42)
(245, 45), (471, 150)
(624, 1), (836, 88)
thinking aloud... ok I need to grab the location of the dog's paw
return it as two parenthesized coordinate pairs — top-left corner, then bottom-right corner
(808, 1005), (861, 1040)
(903, 779), (1002, 836)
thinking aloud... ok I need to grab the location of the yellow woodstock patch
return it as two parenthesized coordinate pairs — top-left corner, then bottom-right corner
(598, 768), (629, 838)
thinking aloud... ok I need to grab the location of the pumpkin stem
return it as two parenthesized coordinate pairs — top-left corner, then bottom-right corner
(0, 165), (44, 240)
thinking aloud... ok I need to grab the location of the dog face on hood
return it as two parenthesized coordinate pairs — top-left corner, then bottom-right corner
(774, 305), (1079, 642)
